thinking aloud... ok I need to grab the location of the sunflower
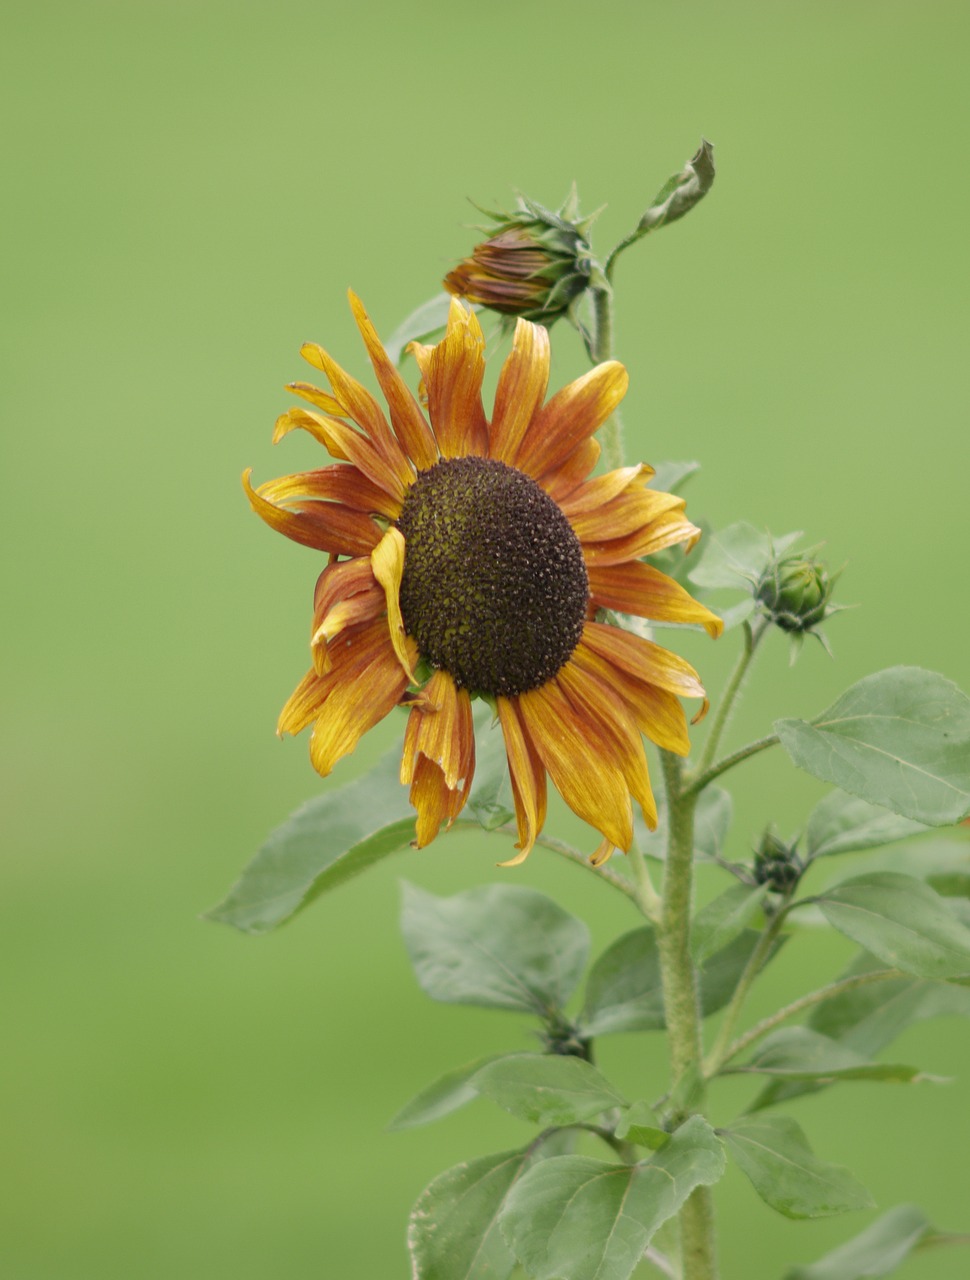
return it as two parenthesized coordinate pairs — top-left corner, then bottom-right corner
(244, 293), (721, 866)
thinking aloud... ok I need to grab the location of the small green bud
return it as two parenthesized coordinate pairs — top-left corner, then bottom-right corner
(756, 554), (835, 634)
(753, 828), (802, 894)
(444, 193), (595, 325)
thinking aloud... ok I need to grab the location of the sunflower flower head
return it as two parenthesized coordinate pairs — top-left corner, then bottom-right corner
(443, 192), (596, 325)
(245, 292), (722, 866)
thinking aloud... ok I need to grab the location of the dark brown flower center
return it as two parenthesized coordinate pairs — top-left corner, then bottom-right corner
(396, 456), (588, 697)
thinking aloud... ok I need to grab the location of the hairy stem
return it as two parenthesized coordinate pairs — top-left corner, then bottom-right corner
(684, 733), (780, 798)
(703, 905), (790, 1078)
(657, 750), (718, 1280)
(591, 286), (625, 469)
(690, 617), (769, 784)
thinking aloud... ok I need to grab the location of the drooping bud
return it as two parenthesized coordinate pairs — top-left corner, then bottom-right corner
(756, 553), (837, 635)
(444, 193), (595, 325)
(753, 828), (802, 895)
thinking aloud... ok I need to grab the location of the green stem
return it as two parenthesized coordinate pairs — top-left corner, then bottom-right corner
(684, 733), (780, 798)
(690, 617), (769, 784)
(656, 750), (718, 1280)
(627, 844), (663, 924)
(455, 820), (639, 901)
(591, 285), (625, 469)
(703, 905), (790, 1078)
(715, 968), (904, 1070)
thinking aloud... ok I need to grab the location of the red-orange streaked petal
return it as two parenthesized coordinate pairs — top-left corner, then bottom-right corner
(497, 696), (547, 865)
(415, 297), (489, 458)
(243, 468), (381, 556)
(400, 671), (475, 846)
(516, 360), (628, 477)
(299, 339), (414, 489)
(348, 291), (440, 472)
(274, 407), (407, 505)
(569, 487), (685, 543)
(581, 621), (708, 698)
(256, 464), (402, 519)
(286, 381), (347, 417)
(518, 679), (633, 851)
(311, 591), (384, 675)
(557, 464), (653, 518)
(308, 630), (413, 777)
(538, 436), (602, 503)
(569, 638), (692, 755)
(370, 527), (416, 682)
(582, 513), (703, 567)
(587, 562), (724, 639)
(489, 319), (551, 463)
(556, 659), (658, 831)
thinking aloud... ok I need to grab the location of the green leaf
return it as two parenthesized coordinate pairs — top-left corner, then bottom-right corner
(688, 522), (802, 592)
(408, 1145), (533, 1280)
(203, 750), (414, 935)
(614, 1101), (668, 1149)
(500, 1116), (725, 1280)
(580, 926), (769, 1035)
(776, 667), (970, 826)
(466, 706), (515, 831)
(388, 1054), (505, 1132)
(784, 1203), (970, 1280)
(691, 883), (768, 965)
(805, 789), (931, 860)
(383, 292), (474, 366)
(400, 883), (590, 1017)
(732, 1027), (927, 1086)
(634, 785), (732, 862)
(474, 1053), (626, 1127)
(636, 139), (717, 234)
(814, 872), (970, 980)
(722, 1114), (874, 1219)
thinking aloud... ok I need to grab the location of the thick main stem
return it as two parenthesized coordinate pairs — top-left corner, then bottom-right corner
(657, 750), (718, 1280)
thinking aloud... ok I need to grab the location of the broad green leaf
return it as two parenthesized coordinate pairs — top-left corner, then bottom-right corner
(474, 1053), (626, 1127)
(650, 460), (701, 495)
(388, 1054), (505, 1132)
(500, 1115), (725, 1280)
(785, 1203), (970, 1280)
(408, 1145), (532, 1280)
(580, 927), (770, 1035)
(723, 1114), (873, 1219)
(691, 883), (768, 965)
(634, 785), (733, 862)
(688, 522), (801, 592)
(776, 667), (970, 826)
(204, 750), (413, 935)
(400, 883), (589, 1017)
(806, 789), (930, 860)
(732, 1027), (926, 1086)
(814, 872), (970, 980)
(466, 706), (515, 831)
(614, 1101), (668, 1149)
(383, 292), (476, 366)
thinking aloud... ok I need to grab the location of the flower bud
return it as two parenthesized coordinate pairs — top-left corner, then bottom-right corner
(756, 554), (835, 634)
(753, 829), (802, 894)
(444, 196), (594, 324)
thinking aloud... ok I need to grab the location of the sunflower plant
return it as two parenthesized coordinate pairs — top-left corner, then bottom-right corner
(209, 143), (970, 1280)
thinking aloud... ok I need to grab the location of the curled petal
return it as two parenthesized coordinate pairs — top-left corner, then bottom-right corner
(516, 361), (628, 477)
(257, 464), (402, 519)
(401, 671), (475, 846)
(370, 526), (415, 682)
(590, 839), (616, 868)
(587, 563), (723, 638)
(412, 298), (489, 458)
(286, 381), (346, 417)
(489, 319), (550, 463)
(243, 468), (380, 556)
(348, 291), (439, 471)
(496, 696), (547, 865)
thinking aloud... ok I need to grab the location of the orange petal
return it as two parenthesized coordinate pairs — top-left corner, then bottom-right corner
(348, 291), (439, 471)
(308, 630), (411, 777)
(516, 361), (628, 477)
(497, 696), (548, 864)
(590, 839), (616, 867)
(556, 659), (658, 831)
(370, 526), (416, 682)
(286, 381), (347, 417)
(416, 297), (489, 458)
(538, 437), (602, 503)
(489, 319), (550, 463)
(278, 668), (332, 737)
(299, 338), (415, 489)
(557, 464), (653, 517)
(400, 671), (475, 846)
(243, 468), (381, 556)
(569, 637), (691, 755)
(568, 487), (685, 543)
(581, 621), (709, 698)
(256, 464), (402, 519)
(274, 407), (407, 506)
(587, 562), (723, 639)
(518, 679), (633, 851)
(272, 406), (350, 459)
(581, 512), (703, 567)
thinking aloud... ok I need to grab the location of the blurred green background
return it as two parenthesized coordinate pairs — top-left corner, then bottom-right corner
(3, 1), (969, 1276)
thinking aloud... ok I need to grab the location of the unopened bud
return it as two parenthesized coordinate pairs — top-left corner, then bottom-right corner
(757, 555), (835, 634)
(754, 829), (802, 894)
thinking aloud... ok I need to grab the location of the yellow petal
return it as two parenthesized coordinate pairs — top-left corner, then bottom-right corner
(489, 319), (550, 463)
(516, 360), (628, 477)
(370, 526), (415, 682)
